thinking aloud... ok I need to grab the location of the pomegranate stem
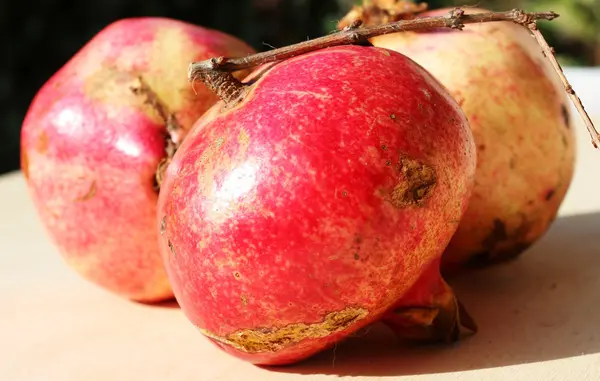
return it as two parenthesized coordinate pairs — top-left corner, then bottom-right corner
(187, 8), (599, 150)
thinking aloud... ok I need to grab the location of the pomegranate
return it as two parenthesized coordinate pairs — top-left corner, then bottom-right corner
(157, 45), (477, 365)
(340, 4), (576, 271)
(20, 17), (255, 302)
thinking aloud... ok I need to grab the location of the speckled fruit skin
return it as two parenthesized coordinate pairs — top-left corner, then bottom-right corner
(368, 8), (576, 271)
(20, 17), (255, 302)
(157, 45), (477, 365)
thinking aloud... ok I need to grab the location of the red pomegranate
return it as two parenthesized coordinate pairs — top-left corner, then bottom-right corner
(20, 17), (255, 302)
(157, 45), (477, 365)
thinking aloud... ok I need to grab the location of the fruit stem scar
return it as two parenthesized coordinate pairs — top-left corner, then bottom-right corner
(197, 307), (369, 353)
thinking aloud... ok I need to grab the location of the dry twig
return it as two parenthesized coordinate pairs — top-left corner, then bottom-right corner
(525, 23), (600, 148)
(188, 8), (599, 149)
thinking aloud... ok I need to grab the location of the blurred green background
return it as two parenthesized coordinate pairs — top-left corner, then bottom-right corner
(1, 0), (598, 175)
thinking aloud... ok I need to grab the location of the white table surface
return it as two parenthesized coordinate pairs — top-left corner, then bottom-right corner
(2, 68), (600, 381)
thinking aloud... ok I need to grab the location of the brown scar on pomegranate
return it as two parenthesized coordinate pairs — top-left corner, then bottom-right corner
(388, 156), (436, 208)
(167, 239), (177, 258)
(466, 218), (534, 268)
(159, 215), (166, 235)
(485, 219), (508, 247)
(198, 307), (369, 353)
(74, 180), (97, 202)
(561, 104), (570, 128)
(36, 131), (49, 154)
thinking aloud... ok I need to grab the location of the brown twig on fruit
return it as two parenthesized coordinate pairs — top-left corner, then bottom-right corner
(188, 8), (598, 148)
(129, 76), (184, 189)
(526, 23), (600, 148)
(188, 9), (557, 78)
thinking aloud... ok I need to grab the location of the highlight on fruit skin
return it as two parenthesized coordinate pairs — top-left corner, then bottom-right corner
(20, 17), (255, 303)
(157, 44), (477, 365)
(340, 3), (576, 271)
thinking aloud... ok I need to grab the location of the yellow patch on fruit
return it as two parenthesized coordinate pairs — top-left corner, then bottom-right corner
(147, 27), (204, 113)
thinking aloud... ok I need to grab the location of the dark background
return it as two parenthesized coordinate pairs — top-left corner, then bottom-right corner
(2, 0), (598, 175)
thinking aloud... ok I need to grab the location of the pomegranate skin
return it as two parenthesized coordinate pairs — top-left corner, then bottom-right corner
(158, 45), (476, 365)
(367, 8), (576, 270)
(20, 17), (255, 302)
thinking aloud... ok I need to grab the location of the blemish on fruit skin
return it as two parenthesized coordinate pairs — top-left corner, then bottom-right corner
(199, 136), (226, 167)
(561, 104), (570, 128)
(160, 216), (166, 235)
(468, 242), (532, 269)
(36, 131), (49, 154)
(241, 294), (248, 306)
(341, 190), (348, 197)
(390, 113), (396, 120)
(545, 188), (556, 201)
(354, 253), (360, 260)
(483, 219), (508, 249)
(238, 128), (251, 146)
(378, 48), (391, 57)
(467, 218), (532, 267)
(168, 240), (177, 258)
(197, 307), (369, 353)
(74, 180), (97, 202)
(388, 156), (436, 208)
(233, 271), (242, 279)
